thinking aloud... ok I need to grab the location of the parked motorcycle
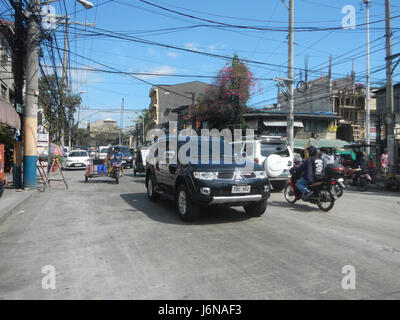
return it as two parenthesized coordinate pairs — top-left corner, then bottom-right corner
(351, 168), (372, 192)
(284, 163), (345, 211)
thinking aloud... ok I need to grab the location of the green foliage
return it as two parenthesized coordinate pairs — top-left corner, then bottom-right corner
(38, 74), (81, 142)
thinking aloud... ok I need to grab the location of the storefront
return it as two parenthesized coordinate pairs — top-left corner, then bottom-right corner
(0, 98), (21, 191)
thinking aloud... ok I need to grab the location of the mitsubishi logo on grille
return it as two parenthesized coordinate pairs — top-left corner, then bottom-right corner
(233, 171), (243, 181)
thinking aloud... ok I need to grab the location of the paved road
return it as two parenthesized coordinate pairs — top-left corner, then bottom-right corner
(0, 169), (399, 299)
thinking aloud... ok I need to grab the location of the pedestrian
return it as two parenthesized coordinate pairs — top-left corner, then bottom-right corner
(380, 148), (389, 174)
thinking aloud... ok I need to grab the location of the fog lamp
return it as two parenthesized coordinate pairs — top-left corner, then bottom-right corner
(200, 187), (211, 196)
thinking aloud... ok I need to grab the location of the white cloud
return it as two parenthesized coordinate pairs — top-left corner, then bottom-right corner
(185, 42), (199, 52)
(167, 51), (179, 58)
(148, 48), (159, 56)
(135, 65), (177, 80)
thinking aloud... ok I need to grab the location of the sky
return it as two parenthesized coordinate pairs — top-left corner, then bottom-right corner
(1, 0), (400, 128)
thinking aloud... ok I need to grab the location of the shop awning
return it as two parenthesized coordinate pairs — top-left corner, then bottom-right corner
(0, 99), (21, 129)
(294, 138), (350, 149)
(263, 120), (304, 128)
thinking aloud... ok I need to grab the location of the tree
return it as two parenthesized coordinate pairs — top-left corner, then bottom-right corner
(196, 54), (260, 129)
(133, 109), (151, 144)
(38, 74), (81, 144)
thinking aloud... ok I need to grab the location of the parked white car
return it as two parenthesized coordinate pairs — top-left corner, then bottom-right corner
(234, 136), (294, 191)
(62, 150), (90, 170)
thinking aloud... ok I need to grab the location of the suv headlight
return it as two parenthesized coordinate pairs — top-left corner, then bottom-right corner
(254, 171), (267, 179)
(193, 171), (218, 180)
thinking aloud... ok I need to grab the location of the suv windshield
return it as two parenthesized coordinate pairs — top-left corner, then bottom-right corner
(260, 143), (290, 157)
(100, 148), (108, 153)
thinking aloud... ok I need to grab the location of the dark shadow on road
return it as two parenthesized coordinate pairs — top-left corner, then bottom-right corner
(268, 200), (322, 213)
(344, 185), (400, 198)
(120, 192), (252, 225)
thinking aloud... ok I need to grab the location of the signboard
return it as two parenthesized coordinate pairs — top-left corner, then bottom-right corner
(38, 133), (49, 142)
(369, 127), (377, 140)
(16, 104), (24, 113)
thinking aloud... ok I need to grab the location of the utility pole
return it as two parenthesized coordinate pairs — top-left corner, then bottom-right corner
(119, 98), (124, 145)
(364, 0), (371, 156)
(287, 0), (295, 152)
(63, 16), (68, 149)
(10, 0), (24, 189)
(24, 0), (40, 188)
(385, 0), (395, 172)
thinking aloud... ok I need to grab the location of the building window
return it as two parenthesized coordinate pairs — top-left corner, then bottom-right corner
(304, 120), (328, 133)
(1, 84), (7, 100)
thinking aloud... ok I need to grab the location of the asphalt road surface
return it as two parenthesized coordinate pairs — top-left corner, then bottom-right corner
(0, 170), (399, 299)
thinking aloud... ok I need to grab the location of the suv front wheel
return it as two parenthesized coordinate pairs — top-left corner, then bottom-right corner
(176, 183), (199, 222)
(244, 200), (267, 217)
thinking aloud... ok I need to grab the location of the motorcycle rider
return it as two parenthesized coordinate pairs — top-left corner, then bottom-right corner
(110, 147), (124, 176)
(293, 145), (324, 200)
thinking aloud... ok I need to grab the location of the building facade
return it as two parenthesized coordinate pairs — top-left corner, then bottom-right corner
(87, 119), (119, 147)
(148, 81), (209, 130)
(277, 75), (377, 142)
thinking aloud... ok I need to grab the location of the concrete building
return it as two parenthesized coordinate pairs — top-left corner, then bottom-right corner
(0, 19), (14, 106)
(87, 119), (119, 147)
(148, 81), (209, 129)
(278, 75), (377, 142)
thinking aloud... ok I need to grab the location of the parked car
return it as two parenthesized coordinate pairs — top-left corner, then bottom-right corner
(232, 136), (294, 192)
(62, 150), (90, 170)
(145, 136), (271, 222)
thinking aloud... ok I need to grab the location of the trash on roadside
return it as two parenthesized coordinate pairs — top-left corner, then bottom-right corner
(16, 210), (24, 215)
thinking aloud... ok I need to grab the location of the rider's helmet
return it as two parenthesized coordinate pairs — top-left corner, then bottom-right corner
(307, 145), (319, 157)
(114, 147), (120, 153)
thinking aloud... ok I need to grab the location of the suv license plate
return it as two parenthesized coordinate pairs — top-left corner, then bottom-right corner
(232, 185), (251, 194)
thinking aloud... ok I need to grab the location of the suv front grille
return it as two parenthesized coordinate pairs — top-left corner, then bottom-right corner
(217, 172), (234, 179)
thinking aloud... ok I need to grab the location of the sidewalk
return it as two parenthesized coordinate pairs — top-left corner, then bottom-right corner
(0, 187), (39, 225)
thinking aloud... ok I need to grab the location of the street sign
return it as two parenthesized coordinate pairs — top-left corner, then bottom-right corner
(16, 104), (24, 113)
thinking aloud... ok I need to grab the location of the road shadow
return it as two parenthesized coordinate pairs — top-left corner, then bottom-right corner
(345, 185), (400, 198)
(120, 192), (252, 225)
(268, 200), (322, 213)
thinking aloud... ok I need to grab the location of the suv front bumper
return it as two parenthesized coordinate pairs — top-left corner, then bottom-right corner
(190, 178), (270, 206)
(210, 194), (262, 204)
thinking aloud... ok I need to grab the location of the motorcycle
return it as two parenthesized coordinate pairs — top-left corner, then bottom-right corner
(335, 177), (346, 197)
(110, 161), (122, 184)
(284, 163), (345, 211)
(284, 176), (338, 211)
(351, 168), (372, 192)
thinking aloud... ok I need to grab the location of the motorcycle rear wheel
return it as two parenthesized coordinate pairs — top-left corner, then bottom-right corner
(284, 183), (297, 204)
(357, 178), (368, 192)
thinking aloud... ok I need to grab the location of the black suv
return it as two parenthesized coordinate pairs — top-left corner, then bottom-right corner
(145, 136), (270, 222)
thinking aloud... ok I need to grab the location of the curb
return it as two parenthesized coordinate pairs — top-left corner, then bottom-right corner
(0, 189), (40, 226)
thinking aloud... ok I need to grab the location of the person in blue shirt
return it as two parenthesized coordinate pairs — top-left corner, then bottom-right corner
(293, 146), (324, 200)
(110, 147), (124, 176)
